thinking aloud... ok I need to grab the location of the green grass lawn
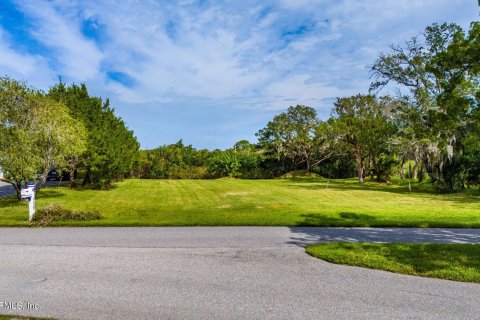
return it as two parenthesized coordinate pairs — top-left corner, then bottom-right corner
(0, 316), (55, 320)
(306, 242), (480, 283)
(0, 177), (479, 227)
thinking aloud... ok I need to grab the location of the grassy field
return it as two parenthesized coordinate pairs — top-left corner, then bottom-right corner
(0, 176), (479, 227)
(306, 243), (480, 283)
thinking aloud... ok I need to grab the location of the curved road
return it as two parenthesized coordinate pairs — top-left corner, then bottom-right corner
(1, 227), (479, 319)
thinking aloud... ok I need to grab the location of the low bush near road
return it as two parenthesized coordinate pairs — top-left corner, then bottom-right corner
(31, 204), (100, 226)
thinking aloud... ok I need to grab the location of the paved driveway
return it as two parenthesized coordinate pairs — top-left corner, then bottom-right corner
(0, 227), (479, 320)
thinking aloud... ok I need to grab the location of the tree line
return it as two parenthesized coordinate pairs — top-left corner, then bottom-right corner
(1, 21), (479, 195)
(0, 79), (139, 199)
(134, 22), (480, 192)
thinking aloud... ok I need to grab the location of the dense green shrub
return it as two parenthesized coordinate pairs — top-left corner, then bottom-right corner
(208, 151), (241, 177)
(373, 153), (399, 182)
(133, 141), (210, 179)
(313, 154), (357, 179)
(48, 83), (139, 188)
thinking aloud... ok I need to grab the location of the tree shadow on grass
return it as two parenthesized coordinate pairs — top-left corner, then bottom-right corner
(37, 183), (119, 193)
(0, 196), (23, 208)
(294, 212), (480, 230)
(36, 190), (65, 199)
(379, 243), (480, 277)
(289, 180), (432, 195)
(0, 190), (65, 210)
(296, 212), (377, 227)
(285, 179), (480, 204)
(67, 184), (119, 192)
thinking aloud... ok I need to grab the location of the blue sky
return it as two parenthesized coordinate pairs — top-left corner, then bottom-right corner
(0, 0), (478, 149)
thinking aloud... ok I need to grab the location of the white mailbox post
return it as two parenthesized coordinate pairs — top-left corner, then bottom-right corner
(21, 182), (36, 221)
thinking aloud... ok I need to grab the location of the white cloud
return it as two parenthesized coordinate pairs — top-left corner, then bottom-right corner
(15, 0), (103, 81)
(0, 28), (54, 88)
(262, 74), (350, 110)
(0, 0), (477, 148)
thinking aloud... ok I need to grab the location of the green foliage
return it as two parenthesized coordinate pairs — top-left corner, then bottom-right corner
(0, 77), (86, 200)
(208, 151), (241, 177)
(48, 83), (139, 187)
(236, 152), (264, 177)
(313, 153), (357, 179)
(370, 22), (480, 191)
(375, 153), (399, 182)
(256, 105), (325, 172)
(330, 95), (398, 183)
(133, 140), (210, 179)
(133, 140), (268, 179)
(233, 139), (255, 152)
(34, 94), (87, 182)
(0, 78), (42, 191)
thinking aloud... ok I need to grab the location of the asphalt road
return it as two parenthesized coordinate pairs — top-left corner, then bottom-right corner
(0, 181), (67, 198)
(0, 181), (17, 197)
(0, 227), (479, 320)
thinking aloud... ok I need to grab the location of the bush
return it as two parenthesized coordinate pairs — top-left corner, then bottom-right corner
(32, 204), (100, 225)
(132, 141), (211, 179)
(430, 157), (466, 193)
(375, 153), (399, 182)
(208, 151), (241, 177)
(313, 154), (357, 179)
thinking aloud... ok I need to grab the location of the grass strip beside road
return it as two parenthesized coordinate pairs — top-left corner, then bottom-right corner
(0, 316), (55, 320)
(306, 242), (480, 283)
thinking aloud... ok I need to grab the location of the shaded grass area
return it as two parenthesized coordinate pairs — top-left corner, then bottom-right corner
(306, 242), (480, 283)
(0, 177), (479, 227)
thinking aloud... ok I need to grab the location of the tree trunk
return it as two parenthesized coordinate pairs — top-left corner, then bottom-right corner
(358, 159), (365, 184)
(413, 145), (421, 180)
(370, 157), (375, 181)
(400, 159), (405, 179)
(413, 162), (419, 181)
(371, 155), (381, 182)
(39, 168), (49, 188)
(355, 147), (365, 184)
(376, 162), (381, 182)
(14, 181), (22, 201)
(83, 168), (91, 186)
(69, 167), (77, 188)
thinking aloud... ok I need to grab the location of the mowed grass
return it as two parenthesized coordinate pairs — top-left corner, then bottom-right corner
(306, 243), (480, 283)
(0, 177), (479, 227)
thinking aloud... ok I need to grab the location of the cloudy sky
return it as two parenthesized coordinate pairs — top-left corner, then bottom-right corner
(0, 0), (477, 149)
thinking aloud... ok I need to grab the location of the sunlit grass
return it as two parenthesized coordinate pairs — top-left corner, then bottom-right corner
(306, 242), (480, 283)
(0, 177), (479, 227)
